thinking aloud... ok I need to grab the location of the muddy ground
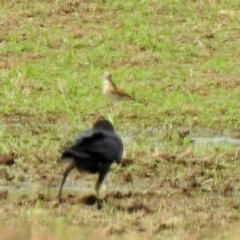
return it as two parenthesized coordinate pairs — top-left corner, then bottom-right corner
(1, 133), (240, 239)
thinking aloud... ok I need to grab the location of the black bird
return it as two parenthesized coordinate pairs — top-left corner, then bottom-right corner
(57, 119), (123, 209)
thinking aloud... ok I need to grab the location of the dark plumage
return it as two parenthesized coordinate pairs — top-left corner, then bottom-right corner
(57, 119), (123, 208)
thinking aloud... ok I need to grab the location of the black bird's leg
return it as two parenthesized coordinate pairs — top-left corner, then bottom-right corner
(95, 167), (110, 209)
(58, 161), (75, 203)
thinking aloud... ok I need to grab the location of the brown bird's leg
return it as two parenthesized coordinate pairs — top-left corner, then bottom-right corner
(58, 161), (75, 203)
(95, 167), (110, 209)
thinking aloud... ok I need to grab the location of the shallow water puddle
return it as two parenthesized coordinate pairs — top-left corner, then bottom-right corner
(191, 137), (240, 145)
(0, 179), (135, 198)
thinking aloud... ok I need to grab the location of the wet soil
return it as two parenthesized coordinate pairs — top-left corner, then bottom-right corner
(1, 131), (240, 239)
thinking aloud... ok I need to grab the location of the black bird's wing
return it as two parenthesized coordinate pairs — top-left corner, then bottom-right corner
(58, 129), (97, 163)
(61, 129), (123, 164)
(71, 129), (96, 146)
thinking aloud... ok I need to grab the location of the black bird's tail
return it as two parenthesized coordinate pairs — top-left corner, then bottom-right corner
(58, 148), (89, 163)
(57, 149), (75, 163)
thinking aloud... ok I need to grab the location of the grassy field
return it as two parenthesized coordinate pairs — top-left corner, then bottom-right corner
(1, 0), (240, 239)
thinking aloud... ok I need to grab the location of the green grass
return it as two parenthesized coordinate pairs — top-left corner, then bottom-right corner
(1, 0), (240, 129)
(1, 0), (240, 239)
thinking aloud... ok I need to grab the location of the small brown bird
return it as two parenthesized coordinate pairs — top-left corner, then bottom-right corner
(103, 71), (143, 103)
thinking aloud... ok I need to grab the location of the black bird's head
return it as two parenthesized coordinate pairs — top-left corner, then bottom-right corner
(93, 119), (115, 132)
